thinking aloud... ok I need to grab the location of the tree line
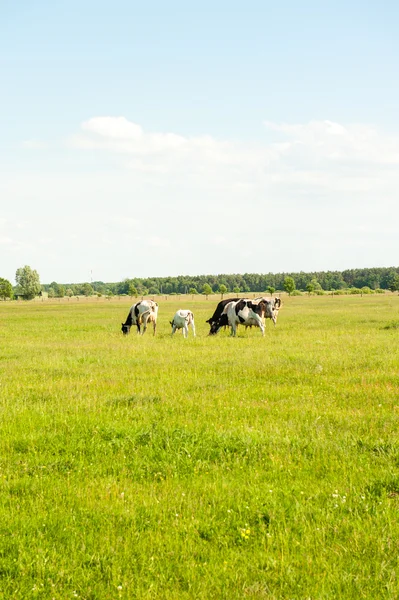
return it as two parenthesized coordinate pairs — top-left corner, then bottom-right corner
(2, 265), (399, 300)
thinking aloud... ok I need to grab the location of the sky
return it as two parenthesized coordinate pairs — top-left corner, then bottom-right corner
(1, 1), (399, 284)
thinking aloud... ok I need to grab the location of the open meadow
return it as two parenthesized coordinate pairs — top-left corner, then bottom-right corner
(1, 294), (399, 599)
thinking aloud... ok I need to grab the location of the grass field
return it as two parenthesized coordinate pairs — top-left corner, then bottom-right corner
(1, 294), (399, 599)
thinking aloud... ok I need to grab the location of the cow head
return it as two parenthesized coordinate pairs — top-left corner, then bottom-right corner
(208, 320), (222, 335)
(208, 313), (229, 335)
(262, 300), (274, 318)
(121, 323), (131, 335)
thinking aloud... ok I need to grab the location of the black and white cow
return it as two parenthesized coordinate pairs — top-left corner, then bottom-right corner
(121, 300), (158, 335)
(209, 299), (273, 337)
(170, 310), (196, 338)
(206, 296), (281, 333)
(206, 298), (240, 330)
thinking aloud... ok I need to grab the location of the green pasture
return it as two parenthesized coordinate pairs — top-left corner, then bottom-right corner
(1, 295), (399, 599)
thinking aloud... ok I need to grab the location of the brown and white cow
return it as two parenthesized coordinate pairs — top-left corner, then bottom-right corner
(253, 296), (282, 326)
(121, 300), (158, 335)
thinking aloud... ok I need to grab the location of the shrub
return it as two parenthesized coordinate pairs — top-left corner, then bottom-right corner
(383, 321), (399, 330)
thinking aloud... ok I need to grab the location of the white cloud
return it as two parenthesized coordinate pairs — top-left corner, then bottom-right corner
(0, 235), (14, 245)
(77, 116), (186, 155)
(128, 159), (168, 173)
(68, 116), (280, 181)
(211, 236), (228, 246)
(147, 236), (171, 248)
(68, 117), (399, 197)
(4, 116), (399, 282)
(263, 119), (399, 166)
(108, 216), (141, 231)
(21, 140), (47, 149)
(82, 116), (143, 140)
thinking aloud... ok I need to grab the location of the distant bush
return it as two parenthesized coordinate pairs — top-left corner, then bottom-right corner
(383, 320), (399, 330)
(375, 288), (385, 294)
(350, 288), (362, 295)
(290, 289), (302, 296)
(332, 289), (346, 295)
(361, 286), (372, 294)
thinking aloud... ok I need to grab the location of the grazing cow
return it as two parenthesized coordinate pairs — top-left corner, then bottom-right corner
(206, 298), (240, 331)
(121, 300), (158, 335)
(209, 299), (273, 337)
(170, 310), (196, 338)
(206, 296), (281, 332)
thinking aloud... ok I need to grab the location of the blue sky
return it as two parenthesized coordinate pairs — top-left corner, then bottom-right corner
(1, 1), (399, 283)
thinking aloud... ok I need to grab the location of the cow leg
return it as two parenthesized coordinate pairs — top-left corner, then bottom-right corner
(141, 314), (149, 335)
(253, 315), (265, 336)
(153, 319), (157, 336)
(191, 321), (196, 337)
(183, 324), (188, 338)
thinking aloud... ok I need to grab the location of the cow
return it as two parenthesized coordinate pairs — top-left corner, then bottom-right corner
(121, 300), (158, 335)
(206, 298), (240, 331)
(206, 296), (281, 333)
(252, 296), (282, 326)
(170, 310), (196, 338)
(209, 298), (273, 337)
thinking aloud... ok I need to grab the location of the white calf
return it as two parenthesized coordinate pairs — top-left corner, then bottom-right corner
(170, 310), (196, 338)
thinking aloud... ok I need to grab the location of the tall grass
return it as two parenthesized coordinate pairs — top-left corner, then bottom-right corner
(1, 295), (399, 599)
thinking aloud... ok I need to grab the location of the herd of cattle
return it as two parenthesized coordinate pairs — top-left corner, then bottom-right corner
(121, 296), (282, 338)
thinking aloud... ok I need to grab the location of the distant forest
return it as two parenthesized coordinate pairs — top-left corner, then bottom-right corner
(41, 266), (399, 297)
